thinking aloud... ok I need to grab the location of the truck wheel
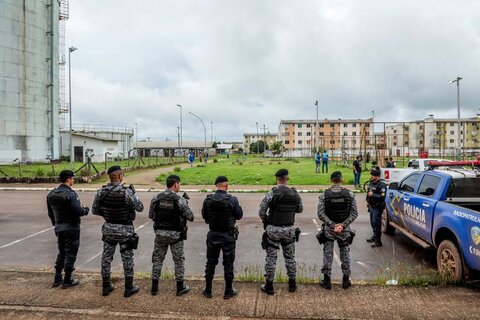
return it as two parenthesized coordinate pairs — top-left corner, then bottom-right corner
(381, 210), (395, 235)
(437, 240), (463, 282)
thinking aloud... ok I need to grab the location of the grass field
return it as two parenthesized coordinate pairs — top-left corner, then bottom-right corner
(156, 156), (372, 186)
(0, 157), (183, 178)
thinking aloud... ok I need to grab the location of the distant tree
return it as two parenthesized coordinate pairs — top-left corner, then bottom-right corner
(270, 141), (284, 155)
(212, 142), (218, 148)
(249, 140), (266, 153)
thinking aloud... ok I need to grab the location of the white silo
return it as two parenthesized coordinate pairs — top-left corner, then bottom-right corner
(0, 0), (60, 163)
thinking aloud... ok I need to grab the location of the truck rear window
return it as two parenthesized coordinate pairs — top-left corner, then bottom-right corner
(447, 178), (480, 198)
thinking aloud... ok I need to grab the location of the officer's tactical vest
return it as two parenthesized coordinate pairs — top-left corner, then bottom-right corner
(205, 194), (235, 232)
(100, 185), (134, 225)
(268, 187), (298, 226)
(324, 188), (352, 223)
(367, 181), (386, 208)
(47, 188), (80, 224)
(153, 192), (183, 231)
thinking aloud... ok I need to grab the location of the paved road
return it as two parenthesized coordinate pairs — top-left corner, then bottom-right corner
(0, 190), (436, 280)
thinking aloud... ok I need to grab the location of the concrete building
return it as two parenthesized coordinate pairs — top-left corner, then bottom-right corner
(0, 0), (60, 163)
(59, 132), (119, 163)
(243, 133), (278, 151)
(135, 140), (216, 157)
(278, 118), (372, 157)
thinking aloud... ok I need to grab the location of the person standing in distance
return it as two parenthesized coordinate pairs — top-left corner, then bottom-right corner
(149, 175), (194, 296)
(92, 166), (144, 297)
(352, 156), (362, 188)
(47, 170), (89, 289)
(366, 169), (387, 247)
(202, 176), (243, 299)
(259, 169), (303, 295)
(314, 152), (321, 173)
(321, 150), (329, 173)
(317, 171), (358, 290)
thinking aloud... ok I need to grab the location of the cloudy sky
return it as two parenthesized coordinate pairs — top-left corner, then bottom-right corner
(67, 0), (480, 142)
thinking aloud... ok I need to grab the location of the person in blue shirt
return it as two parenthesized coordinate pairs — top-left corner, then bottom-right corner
(188, 152), (195, 167)
(321, 150), (329, 173)
(315, 152), (321, 173)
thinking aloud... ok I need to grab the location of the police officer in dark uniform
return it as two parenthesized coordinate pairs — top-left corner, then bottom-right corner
(366, 169), (387, 247)
(202, 176), (243, 299)
(259, 169), (303, 295)
(317, 171), (358, 289)
(47, 170), (89, 288)
(92, 166), (144, 297)
(149, 175), (194, 296)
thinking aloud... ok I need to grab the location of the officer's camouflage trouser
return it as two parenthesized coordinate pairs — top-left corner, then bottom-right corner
(101, 223), (135, 279)
(151, 231), (185, 281)
(264, 226), (296, 282)
(321, 240), (351, 277)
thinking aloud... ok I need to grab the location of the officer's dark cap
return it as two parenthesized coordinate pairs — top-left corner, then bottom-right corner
(214, 176), (229, 185)
(275, 169), (289, 178)
(166, 174), (181, 182)
(107, 165), (122, 174)
(330, 171), (342, 180)
(371, 169), (381, 177)
(59, 170), (75, 182)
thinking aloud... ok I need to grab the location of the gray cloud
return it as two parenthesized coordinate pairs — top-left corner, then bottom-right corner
(67, 0), (480, 141)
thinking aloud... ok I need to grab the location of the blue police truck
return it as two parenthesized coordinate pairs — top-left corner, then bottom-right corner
(383, 162), (480, 281)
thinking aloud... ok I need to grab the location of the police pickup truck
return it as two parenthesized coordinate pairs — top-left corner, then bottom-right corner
(383, 161), (480, 281)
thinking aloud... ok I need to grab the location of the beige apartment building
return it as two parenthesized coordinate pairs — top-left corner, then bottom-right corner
(277, 118), (373, 156)
(243, 132), (278, 151)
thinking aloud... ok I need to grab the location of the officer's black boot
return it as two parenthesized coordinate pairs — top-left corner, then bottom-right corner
(52, 268), (63, 288)
(176, 280), (191, 296)
(288, 278), (297, 293)
(371, 236), (383, 247)
(223, 279), (238, 299)
(102, 277), (115, 296)
(61, 269), (79, 289)
(260, 280), (274, 295)
(151, 279), (159, 296)
(202, 277), (213, 298)
(342, 274), (352, 289)
(366, 235), (376, 243)
(123, 276), (139, 298)
(320, 275), (331, 290)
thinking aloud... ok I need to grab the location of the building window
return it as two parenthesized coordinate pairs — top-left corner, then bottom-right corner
(352, 132), (356, 136)
(352, 123), (357, 128)
(306, 132), (311, 136)
(343, 132), (347, 136)
(330, 124), (335, 128)
(352, 140), (356, 144)
(450, 123), (454, 127)
(330, 140), (335, 144)
(319, 124), (324, 128)
(330, 132), (334, 136)
(306, 124), (311, 128)
(285, 132), (290, 136)
(298, 140), (302, 144)
(393, 130), (397, 133)
(319, 132), (324, 136)
(298, 124), (303, 128)
(343, 123), (348, 128)
(285, 140), (290, 144)
(366, 140), (370, 144)
(450, 131), (454, 134)
(298, 132), (302, 136)
(393, 142), (397, 146)
(365, 123), (370, 127)
(450, 139), (454, 143)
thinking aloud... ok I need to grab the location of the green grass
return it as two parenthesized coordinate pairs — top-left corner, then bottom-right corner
(0, 157), (183, 178)
(156, 156), (371, 186)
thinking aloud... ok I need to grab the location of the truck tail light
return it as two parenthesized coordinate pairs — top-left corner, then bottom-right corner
(384, 170), (390, 180)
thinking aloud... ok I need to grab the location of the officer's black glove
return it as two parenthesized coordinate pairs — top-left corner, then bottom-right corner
(83, 206), (90, 216)
(182, 192), (190, 200)
(128, 184), (136, 194)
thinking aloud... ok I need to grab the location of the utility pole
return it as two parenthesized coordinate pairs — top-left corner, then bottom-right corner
(210, 121), (213, 143)
(262, 124), (269, 156)
(256, 122), (259, 155)
(176, 104), (183, 156)
(68, 46), (77, 169)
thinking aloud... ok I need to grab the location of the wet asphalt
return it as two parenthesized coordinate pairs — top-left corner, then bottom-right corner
(0, 191), (436, 280)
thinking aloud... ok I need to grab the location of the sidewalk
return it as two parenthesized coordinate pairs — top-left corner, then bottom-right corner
(0, 270), (478, 319)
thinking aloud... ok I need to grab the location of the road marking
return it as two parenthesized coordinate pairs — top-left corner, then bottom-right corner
(0, 226), (53, 250)
(312, 219), (341, 267)
(356, 261), (367, 267)
(0, 214), (13, 220)
(78, 221), (151, 268)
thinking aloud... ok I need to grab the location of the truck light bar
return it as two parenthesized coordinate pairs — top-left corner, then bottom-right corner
(427, 161), (480, 167)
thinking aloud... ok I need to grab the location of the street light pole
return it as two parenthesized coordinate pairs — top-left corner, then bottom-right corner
(176, 104), (183, 156)
(135, 122), (138, 157)
(315, 100), (319, 153)
(371, 109), (375, 161)
(450, 77), (463, 160)
(68, 46), (77, 170)
(210, 121), (213, 143)
(256, 122), (259, 154)
(189, 112), (207, 155)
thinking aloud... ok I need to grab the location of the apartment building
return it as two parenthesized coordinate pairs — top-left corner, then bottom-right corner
(278, 118), (372, 154)
(243, 132), (278, 151)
